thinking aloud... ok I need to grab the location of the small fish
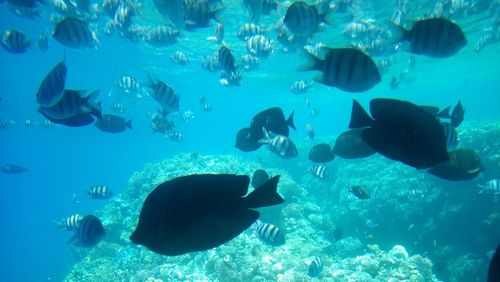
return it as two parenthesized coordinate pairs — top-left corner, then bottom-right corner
(115, 75), (143, 97)
(110, 103), (125, 113)
(166, 130), (183, 142)
(478, 179), (500, 195)
(408, 189), (426, 200)
(201, 53), (221, 72)
(451, 101), (465, 128)
(1, 29), (31, 54)
(308, 143), (335, 163)
(200, 103), (213, 112)
(151, 114), (175, 134)
(145, 25), (180, 47)
(349, 186), (371, 199)
(254, 220), (285, 246)
(251, 169), (270, 189)
(71, 215), (105, 247)
(289, 80), (311, 95)
(144, 75), (180, 117)
(36, 60), (67, 107)
(218, 45), (237, 75)
(323, 225), (343, 242)
(88, 185), (113, 199)
(308, 257), (323, 278)
(1, 164), (28, 174)
(378, 59), (391, 74)
(305, 122), (315, 140)
(238, 23), (265, 41)
(344, 193), (358, 202)
(181, 110), (195, 122)
(246, 35), (273, 58)
(283, 1), (329, 37)
(239, 54), (260, 71)
(309, 164), (327, 179)
(170, 51), (189, 65)
(258, 128), (298, 159)
(366, 219), (378, 228)
(207, 23), (224, 44)
(0, 118), (16, 129)
(55, 214), (82, 231)
(53, 17), (98, 49)
(95, 114), (132, 133)
(24, 119), (35, 128)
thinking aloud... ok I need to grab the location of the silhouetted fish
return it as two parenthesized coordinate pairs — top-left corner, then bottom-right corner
(71, 215), (105, 247)
(332, 128), (375, 159)
(428, 149), (483, 181)
(308, 143), (335, 163)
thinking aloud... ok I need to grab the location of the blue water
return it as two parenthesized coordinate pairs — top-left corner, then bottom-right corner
(1, 0), (500, 281)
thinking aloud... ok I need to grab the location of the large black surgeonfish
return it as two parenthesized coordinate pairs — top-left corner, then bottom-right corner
(130, 174), (284, 256)
(348, 98), (449, 169)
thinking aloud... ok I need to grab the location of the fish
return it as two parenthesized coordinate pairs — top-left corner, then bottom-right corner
(38, 89), (102, 120)
(153, 0), (185, 30)
(323, 225), (343, 242)
(41, 112), (95, 127)
(201, 52), (221, 72)
(184, 0), (224, 29)
(428, 149), (483, 181)
(200, 103), (213, 112)
(239, 54), (260, 71)
(308, 143), (335, 163)
(249, 107), (295, 140)
(36, 60), (67, 107)
(1, 29), (31, 54)
(366, 219), (378, 228)
(308, 257), (323, 278)
(170, 51), (189, 65)
(348, 99), (449, 169)
(297, 47), (381, 92)
(289, 80), (312, 95)
(130, 174), (284, 255)
(441, 122), (458, 149)
(283, 1), (329, 37)
(145, 25), (180, 46)
(246, 35), (273, 58)
(71, 215), (105, 247)
(115, 75), (144, 98)
(478, 179), (500, 195)
(305, 122), (315, 140)
(37, 30), (49, 52)
(87, 185), (113, 199)
(332, 128), (375, 159)
(110, 103), (125, 113)
(1, 164), (28, 174)
(95, 114), (132, 133)
(451, 101), (465, 128)
(254, 220), (285, 246)
(0, 118), (16, 129)
(53, 17), (98, 49)
(144, 75), (180, 117)
(394, 18), (467, 58)
(218, 45), (237, 75)
(238, 23), (265, 41)
(349, 185), (371, 199)
(55, 214), (82, 231)
(166, 130), (183, 142)
(251, 169), (270, 189)
(180, 110), (195, 122)
(258, 128), (298, 159)
(488, 245), (500, 282)
(207, 23), (224, 44)
(151, 114), (175, 134)
(309, 164), (327, 179)
(408, 189), (426, 200)
(235, 127), (262, 152)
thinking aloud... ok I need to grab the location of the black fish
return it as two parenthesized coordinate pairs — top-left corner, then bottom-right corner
(451, 101), (465, 128)
(308, 143), (335, 163)
(396, 18), (467, 58)
(254, 220), (285, 246)
(250, 107), (295, 140)
(72, 215), (105, 247)
(488, 245), (500, 282)
(36, 60), (67, 107)
(428, 149), (483, 181)
(1, 29), (31, 54)
(348, 99), (449, 169)
(95, 114), (132, 133)
(252, 169), (270, 189)
(1, 164), (28, 174)
(53, 17), (97, 49)
(130, 174), (284, 256)
(332, 129), (375, 159)
(40, 111), (95, 127)
(308, 257), (323, 278)
(38, 89), (102, 120)
(297, 47), (381, 92)
(235, 127), (262, 152)
(349, 185), (371, 199)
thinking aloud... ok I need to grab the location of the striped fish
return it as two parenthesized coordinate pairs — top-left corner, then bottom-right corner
(246, 35), (273, 58)
(308, 257), (323, 278)
(170, 51), (189, 65)
(144, 75), (180, 117)
(297, 47), (381, 92)
(37, 29), (49, 52)
(398, 18), (467, 58)
(290, 80), (311, 94)
(283, 1), (328, 37)
(478, 179), (500, 195)
(38, 89), (102, 120)
(258, 128), (298, 159)
(1, 29), (31, 54)
(305, 122), (315, 139)
(254, 220), (285, 246)
(238, 23), (265, 41)
(218, 45), (237, 74)
(309, 164), (327, 179)
(166, 130), (183, 142)
(55, 214), (82, 231)
(72, 215), (105, 247)
(408, 189), (425, 200)
(239, 54), (260, 71)
(53, 17), (98, 49)
(441, 122), (458, 149)
(145, 25), (180, 46)
(116, 75), (142, 95)
(36, 60), (67, 107)
(88, 185), (113, 199)
(207, 23), (224, 44)
(184, 0), (224, 29)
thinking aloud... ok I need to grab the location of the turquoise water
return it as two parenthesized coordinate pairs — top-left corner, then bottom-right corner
(1, 0), (500, 281)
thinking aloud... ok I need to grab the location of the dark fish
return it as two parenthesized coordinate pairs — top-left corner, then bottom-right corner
(72, 215), (105, 247)
(308, 257), (323, 278)
(53, 17), (97, 49)
(284, 1), (326, 36)
(259, 128), (298, 159)
(1, 29), (31, 54)
(332, 128), (375, 159)
(144, 75), (180, 117)
(420, 105), (450, 119)
(87, 185), (113, 199)
(252, 169), (270, 189)
(396, 18), (467, 58)
(254, 220), (285, 246)
(348, 99), (449, 169)
(153, 0), (185, 30)
(349, 185), (371, 199)
(1, 164), (28, 174)
(55, 214), (82, 231)
(184, 0), (224, 29)
(130, 174), (284, 256)
(250, 107), (295, 140)
(308, 143), (335, 163)
(36, 60), (67, 107)
(441, 122), (458, 149)
(218, 45), (237, 74)
(95, 114), (132, 133)
(40, 112), (95, 127)
(309, 164), (327, 179)
(297, 47), (381, 92)
(451, 101), (465, 128)
(488, 245), (500, 282)
(428, 149), (484, 181)
(235, 127), (262, 152)
(38, 89), (102, 120)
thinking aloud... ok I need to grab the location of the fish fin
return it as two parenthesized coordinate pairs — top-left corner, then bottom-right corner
(437, 106), (451, 119)
(126, 119), (132, 129)
(386, 20), (410, 45)
(287, 111), (296, 130)
(296, 49), (322, 71)
(348, 99), (373, 129)
(143, 72), (156, 89)
(313, 74), (327, 84)
(84, 90), (103, 120)
(244, 175), (284, 208)
(257, 127), (271, 144)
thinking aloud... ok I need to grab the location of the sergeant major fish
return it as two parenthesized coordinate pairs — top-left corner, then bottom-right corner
(253, 220), (285, 246)
(70, 215), (105, 247)
(36, 60), (67, 107)
(55, 214), (82, 231)
(283, 1), (331, 37)
(143, 75), (180, 117)
(53, 17), (99, 49)
(258, 128), (298, 159)
(308, 257), (323, 278)
(88, 185), (113, 199)
(309, 164), (327, 179)
(1, 29), (31, 54)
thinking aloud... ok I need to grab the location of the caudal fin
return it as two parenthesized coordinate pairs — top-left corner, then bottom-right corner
(296, 49), (322, 72)
(287, 111), (296, 130)
(245, 175), (284, 208)
(348, 99), (373, 129)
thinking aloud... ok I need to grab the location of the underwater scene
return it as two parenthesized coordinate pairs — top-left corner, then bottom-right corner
(1, 0), (500, 281)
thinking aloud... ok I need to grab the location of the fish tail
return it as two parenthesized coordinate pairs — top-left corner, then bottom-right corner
(244, 175), (284, 208)
(386, 20), (410, 45)
(287, 111), (296, 130)
(85, 90), (103, 120)
(348, 99), (373, 129)
(296, 49), (322, 72)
